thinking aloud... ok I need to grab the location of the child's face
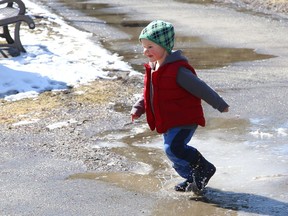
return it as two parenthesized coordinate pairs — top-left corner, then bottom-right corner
(141, 39), (168, 64)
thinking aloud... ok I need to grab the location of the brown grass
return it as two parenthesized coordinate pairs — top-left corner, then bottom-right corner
(0, 79), (135, 124)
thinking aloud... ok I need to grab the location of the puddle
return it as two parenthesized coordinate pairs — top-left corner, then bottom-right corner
(69, 172), (163, 193)
(176, 37), (274, 70)
(153, 196), (238, 216)
(68, 172), (238, 215)
(69, 116), (255, 196)
(67, 172), (245, 215)
(175, 0), (214, 4)
(93, 125), (168, 176)
(56, 1), (274, 72)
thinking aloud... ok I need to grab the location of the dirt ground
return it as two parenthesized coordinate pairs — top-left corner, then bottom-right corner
(221, 0), (288, 14)
(0, 76), (145, 172)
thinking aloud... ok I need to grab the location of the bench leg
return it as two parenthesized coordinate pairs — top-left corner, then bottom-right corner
(14, 22), (26, 53)
(3, 26), (14, 44)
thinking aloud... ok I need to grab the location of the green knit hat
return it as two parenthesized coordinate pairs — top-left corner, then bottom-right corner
(139, 20), (175, 53)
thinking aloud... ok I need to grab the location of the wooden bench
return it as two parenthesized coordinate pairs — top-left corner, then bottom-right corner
(0, 0), (35, 54)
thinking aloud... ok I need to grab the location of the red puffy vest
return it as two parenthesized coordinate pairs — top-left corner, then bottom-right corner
(144, 60), (205, 133)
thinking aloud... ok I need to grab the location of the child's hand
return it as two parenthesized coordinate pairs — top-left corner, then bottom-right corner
(223, 107), (229, 112)
(131, 114), (140, 122)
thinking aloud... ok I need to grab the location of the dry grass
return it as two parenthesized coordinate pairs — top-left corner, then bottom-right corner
(243, 0), (288, 12)
(0, 79), (136, 124)
(272, 0), (288, 3)
(0, 92), (61, 124)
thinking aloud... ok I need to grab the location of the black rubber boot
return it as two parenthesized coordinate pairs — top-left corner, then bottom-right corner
(174, 180), (193, 192)
(189, 152), (216, 195)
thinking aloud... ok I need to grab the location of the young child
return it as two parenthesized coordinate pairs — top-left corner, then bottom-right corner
(130, 20), (229, 194)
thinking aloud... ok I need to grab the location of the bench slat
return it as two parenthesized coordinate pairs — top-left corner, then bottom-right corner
(0, 8), (19, 19)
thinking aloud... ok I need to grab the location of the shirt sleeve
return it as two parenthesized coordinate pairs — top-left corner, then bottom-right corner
(176, 67), (229, 112)
(130, 95), (146, 117)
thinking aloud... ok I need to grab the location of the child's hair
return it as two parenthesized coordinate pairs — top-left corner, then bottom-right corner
(139, 20), (175, 53)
